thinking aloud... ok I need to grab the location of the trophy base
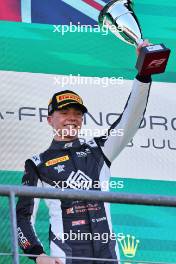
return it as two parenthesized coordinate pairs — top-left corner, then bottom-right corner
(136, 44), (171, 75)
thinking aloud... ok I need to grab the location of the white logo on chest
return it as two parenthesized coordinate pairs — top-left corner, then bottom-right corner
(66, 170), (92, 190)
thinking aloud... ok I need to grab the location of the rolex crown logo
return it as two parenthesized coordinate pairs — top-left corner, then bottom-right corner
(118, 234), (140, 258)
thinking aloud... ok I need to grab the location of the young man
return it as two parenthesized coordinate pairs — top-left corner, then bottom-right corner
(16, 42), (152, 264)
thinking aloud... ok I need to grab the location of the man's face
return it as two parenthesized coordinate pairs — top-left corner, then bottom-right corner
(47, 107), (83, 141)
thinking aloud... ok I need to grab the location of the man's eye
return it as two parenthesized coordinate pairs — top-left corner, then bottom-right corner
(76, 112), (83, 116)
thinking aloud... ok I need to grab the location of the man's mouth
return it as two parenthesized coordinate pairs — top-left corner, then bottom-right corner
(64, 124), (78, 129)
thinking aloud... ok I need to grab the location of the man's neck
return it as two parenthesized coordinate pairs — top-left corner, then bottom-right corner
(53, 136), (78, 142)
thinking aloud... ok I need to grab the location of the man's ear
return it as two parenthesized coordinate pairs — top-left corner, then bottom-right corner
(47, 116), (52, 126)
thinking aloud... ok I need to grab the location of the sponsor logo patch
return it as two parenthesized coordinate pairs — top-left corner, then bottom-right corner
(31, 154), (41, 166)
(76, 151), (87, 158)
(76, 148), (91, 158)
(92, 217), (106, 223)
(72, 220), (86, 226)
(66, 207), (74, 214)
(54, 164), (65, 173)
(17, 227), (31, 249)
(56, 93), (82, 104)
(45, 155), (69, 166)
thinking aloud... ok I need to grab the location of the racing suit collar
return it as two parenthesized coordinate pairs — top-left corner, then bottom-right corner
(49, 138), (82, 150)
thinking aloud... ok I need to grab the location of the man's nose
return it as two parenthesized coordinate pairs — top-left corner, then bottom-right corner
(67, 114), (77, 122)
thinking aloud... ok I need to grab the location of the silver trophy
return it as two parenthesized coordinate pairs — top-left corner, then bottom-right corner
(99, 0), (170, 75)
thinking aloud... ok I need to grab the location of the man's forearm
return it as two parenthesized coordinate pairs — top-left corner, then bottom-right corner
(101, 76), (151, 162)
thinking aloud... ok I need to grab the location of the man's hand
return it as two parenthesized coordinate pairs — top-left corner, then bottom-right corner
(36, 254), (64, 264)
(136, 39), (153, 56)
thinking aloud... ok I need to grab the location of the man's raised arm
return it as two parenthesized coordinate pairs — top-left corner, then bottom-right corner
(99, 41), (152, 163)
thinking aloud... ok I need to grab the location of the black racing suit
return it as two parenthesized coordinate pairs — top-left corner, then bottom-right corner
(16, 75), (151, 263)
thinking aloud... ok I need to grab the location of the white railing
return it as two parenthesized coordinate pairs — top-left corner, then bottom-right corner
(1, 184), (176, 264)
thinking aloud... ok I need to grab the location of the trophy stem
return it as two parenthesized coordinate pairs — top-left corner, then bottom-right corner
(135, 38), (144, 47)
